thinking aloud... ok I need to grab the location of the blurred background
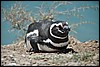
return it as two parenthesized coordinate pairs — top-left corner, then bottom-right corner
(1, 1), (99, 45)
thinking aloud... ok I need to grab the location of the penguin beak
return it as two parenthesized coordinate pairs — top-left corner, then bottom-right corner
(63, 26), (70, 31)
(62, 23), (70, 32)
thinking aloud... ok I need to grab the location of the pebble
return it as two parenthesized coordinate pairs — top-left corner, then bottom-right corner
(3, 55), (7, 58)
(15, 57), (17, 60)
(66, 54), (73, 58)
(5, 63), (17, 66)
(30, 59), (36, 64)
(65, 62), (80, 66)
(43, 58), (48, 61)
(93, 54), (99, 60)
(1, 58), (4, 61)
(9, 55), (13, 58)
(32, 63), (38, 66)
(22, 54), (26, 57)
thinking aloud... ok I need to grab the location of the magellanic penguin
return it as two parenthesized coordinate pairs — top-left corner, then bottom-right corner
(25, 20), (70, 53)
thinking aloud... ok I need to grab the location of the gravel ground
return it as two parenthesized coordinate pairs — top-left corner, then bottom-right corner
(1, 36), (99, 66)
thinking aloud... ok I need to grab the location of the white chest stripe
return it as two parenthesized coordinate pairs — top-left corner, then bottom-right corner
(43, 38), (68, 47)
(27, 29), (39, 38)
(37, 43), (58, 51)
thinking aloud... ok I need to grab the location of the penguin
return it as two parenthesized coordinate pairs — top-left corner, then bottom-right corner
(25, 20), (70, 53)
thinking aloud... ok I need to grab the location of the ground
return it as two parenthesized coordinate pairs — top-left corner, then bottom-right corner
(1, 36), (99, 66)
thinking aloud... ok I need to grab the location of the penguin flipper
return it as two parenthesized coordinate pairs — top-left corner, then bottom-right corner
(30, 39), (40, 53)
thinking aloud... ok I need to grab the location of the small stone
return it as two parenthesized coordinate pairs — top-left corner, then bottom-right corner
(93, 40), (98, 43)
(32, 63), (38, 66)
(6, 63), (17, 66)
(66, 54), (73, 58)
(93, 54), (99, 60)
(9, 55), (13, 58)
(3, 55), (7, 58)
(13, 58), (17, 61)
(43, 58), (48, 61)
(22, 54), (25, 57)
(31, 60), (36, 64)
(1, 58), (4, 61)
(51, 64), (56, 66)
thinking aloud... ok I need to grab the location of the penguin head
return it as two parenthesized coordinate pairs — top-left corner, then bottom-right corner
(50, 21), (70, 39)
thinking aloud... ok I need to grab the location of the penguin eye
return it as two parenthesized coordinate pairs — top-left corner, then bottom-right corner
(63, 23), (68, 26)
(53, 25), (59, 30)
(58, 25), (63, 29)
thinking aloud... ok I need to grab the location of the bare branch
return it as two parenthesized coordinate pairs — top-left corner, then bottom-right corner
(70, 21), (95, 30)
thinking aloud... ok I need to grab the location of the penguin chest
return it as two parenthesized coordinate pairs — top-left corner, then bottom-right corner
(37, 43), (58, 51)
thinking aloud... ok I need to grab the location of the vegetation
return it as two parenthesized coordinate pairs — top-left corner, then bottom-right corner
(1, 1), (99, 66)
(1, 1), (99, 43)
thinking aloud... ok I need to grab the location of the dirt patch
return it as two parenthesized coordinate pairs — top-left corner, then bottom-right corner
(1, 36), (99, 66)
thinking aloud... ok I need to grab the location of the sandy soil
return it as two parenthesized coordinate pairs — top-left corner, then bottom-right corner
(1, 36), (99, 66)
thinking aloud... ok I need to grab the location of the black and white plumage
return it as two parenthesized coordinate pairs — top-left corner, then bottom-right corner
(25, 20), (70, 53)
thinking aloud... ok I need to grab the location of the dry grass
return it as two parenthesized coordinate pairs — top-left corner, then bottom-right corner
(1, 37), (99, 66)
